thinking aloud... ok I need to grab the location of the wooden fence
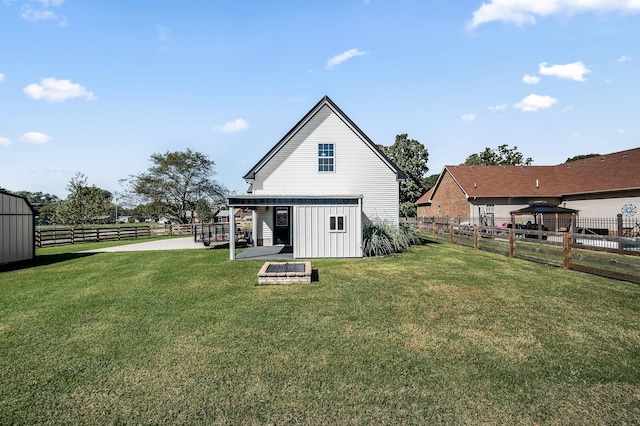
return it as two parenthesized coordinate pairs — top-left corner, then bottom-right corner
(419, 221), (640, 284)
(36, 226), (153, 247)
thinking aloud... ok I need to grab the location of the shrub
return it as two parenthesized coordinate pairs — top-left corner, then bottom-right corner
(362, 221), (422, 257)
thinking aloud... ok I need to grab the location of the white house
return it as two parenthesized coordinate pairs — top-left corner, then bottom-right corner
(227, 96), (405, 259)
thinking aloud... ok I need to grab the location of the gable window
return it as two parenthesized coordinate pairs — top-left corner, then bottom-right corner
(329, 215), (345, 232)
(318, 143), (334, 172)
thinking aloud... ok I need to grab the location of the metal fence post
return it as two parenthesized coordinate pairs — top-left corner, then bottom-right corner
(617, 214), (624, 251)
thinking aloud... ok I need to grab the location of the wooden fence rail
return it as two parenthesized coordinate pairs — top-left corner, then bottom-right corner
(418, 221), (640, 284)
(36, 226), (152, 247)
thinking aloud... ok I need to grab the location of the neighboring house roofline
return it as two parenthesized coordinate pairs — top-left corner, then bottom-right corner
(443, 166), (470, 198)
(419, 147), (640, 202)
(243, 95), (406, 181)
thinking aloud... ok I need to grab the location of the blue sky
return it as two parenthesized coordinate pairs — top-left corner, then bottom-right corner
(1, 0), (638, 198)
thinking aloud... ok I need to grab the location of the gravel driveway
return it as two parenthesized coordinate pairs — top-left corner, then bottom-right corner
(80, 237), (206, 253)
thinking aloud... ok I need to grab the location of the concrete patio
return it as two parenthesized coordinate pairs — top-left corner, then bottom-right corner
(236, 245), (294, 260)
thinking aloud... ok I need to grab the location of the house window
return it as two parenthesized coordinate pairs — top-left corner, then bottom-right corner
(318, 143), (334, 172)
(486, 204), (495, 214)
(329, 215), (345, 232)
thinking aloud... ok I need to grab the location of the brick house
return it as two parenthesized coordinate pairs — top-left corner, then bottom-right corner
(416, 147), (640, 225)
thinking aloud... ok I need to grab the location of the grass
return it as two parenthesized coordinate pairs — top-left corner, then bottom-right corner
(1, 240), (639, 424)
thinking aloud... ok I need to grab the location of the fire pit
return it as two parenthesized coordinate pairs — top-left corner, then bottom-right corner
(257, 261), (312, 284)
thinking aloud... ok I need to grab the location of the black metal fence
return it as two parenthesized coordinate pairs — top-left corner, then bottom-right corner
(415, 215), (640, 238)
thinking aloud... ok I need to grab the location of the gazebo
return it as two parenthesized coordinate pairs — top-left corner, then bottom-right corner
(510, 202), (579, 232)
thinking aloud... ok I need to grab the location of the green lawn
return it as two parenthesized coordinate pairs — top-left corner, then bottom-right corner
(1, 241), (639, 424)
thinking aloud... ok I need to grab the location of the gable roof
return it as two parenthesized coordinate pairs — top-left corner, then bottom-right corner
(243, 95), (405, 181)
(415, 187), (434, 206)
(420, 147), (640, 203)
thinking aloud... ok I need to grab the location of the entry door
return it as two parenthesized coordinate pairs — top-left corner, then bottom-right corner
(274, 207), (290, 245)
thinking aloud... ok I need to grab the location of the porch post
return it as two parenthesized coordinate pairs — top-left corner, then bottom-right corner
(252, 209), (258, 247)
(229, 206), (236, 260)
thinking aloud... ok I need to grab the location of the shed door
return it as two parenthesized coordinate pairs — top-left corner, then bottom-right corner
(274, 207), (290, 245)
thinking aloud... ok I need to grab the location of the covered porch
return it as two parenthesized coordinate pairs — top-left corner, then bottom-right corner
(227, 195), (363, 260)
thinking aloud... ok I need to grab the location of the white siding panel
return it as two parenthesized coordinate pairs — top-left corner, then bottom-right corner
(564, 195), (640, 218)
(255, 206), (274, 246)
(294, 204), (362, 258)
(253, 105), (399, 226)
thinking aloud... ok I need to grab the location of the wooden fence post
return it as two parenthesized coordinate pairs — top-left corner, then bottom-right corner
(474, 225), (479, 249)
(449, 223), (454, 243)
(563, 232), (570, 270)
(509, 228), (515, 257)
(432, 222), (436, 239)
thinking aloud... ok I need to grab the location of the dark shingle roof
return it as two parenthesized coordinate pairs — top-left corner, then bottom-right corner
(421, 147), (640, 202)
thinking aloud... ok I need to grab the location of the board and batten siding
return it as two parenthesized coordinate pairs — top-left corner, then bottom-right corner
(0, 192), (35, 265)
(251, 105), (400, 225)
(294, 204), (362, 258)
(255, 206), (273, 246)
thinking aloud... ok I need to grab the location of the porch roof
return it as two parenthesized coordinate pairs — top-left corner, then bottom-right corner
(227, 195), (363, 207)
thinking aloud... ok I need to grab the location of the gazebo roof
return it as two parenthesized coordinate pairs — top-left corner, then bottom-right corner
(510, 203), (579, 216)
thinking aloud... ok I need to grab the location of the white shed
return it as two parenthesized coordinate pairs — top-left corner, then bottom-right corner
(0, 191), (36, 265)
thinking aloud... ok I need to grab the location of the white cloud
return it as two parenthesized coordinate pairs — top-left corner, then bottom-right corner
(21, 0), (66, 26)
(0, 137), (11, 146)
(513, 94), (558, 112)
(461, 113), (476, 122)
(44, 166), (72, 174)
(522, 74), (540, 84)
(539, 61), (591, 82)
(0, 73), (5, 82)
(20, 131), (52, 144)
(488, 103), (507, 111)
(618, 128), (625, 133)
(23, 77), (96, 102)
(35, 0), (64, 6)
(326, 49), (367, 70)
(468, 0), (640, 29)
(219, 119), (249, 133)
(618, 54), (632, 63)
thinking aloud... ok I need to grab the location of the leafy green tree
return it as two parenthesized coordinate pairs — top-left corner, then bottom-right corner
(464, 144), (532, 166)
(13, 191), (60, 210)
(195, 199), (214, 223)
(423, 173), (439, 190)
(565, 153), (601, 163)
(55, 172), (113, 226)
(126, 149), (227, 224)
(378, 134), (429, 217)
